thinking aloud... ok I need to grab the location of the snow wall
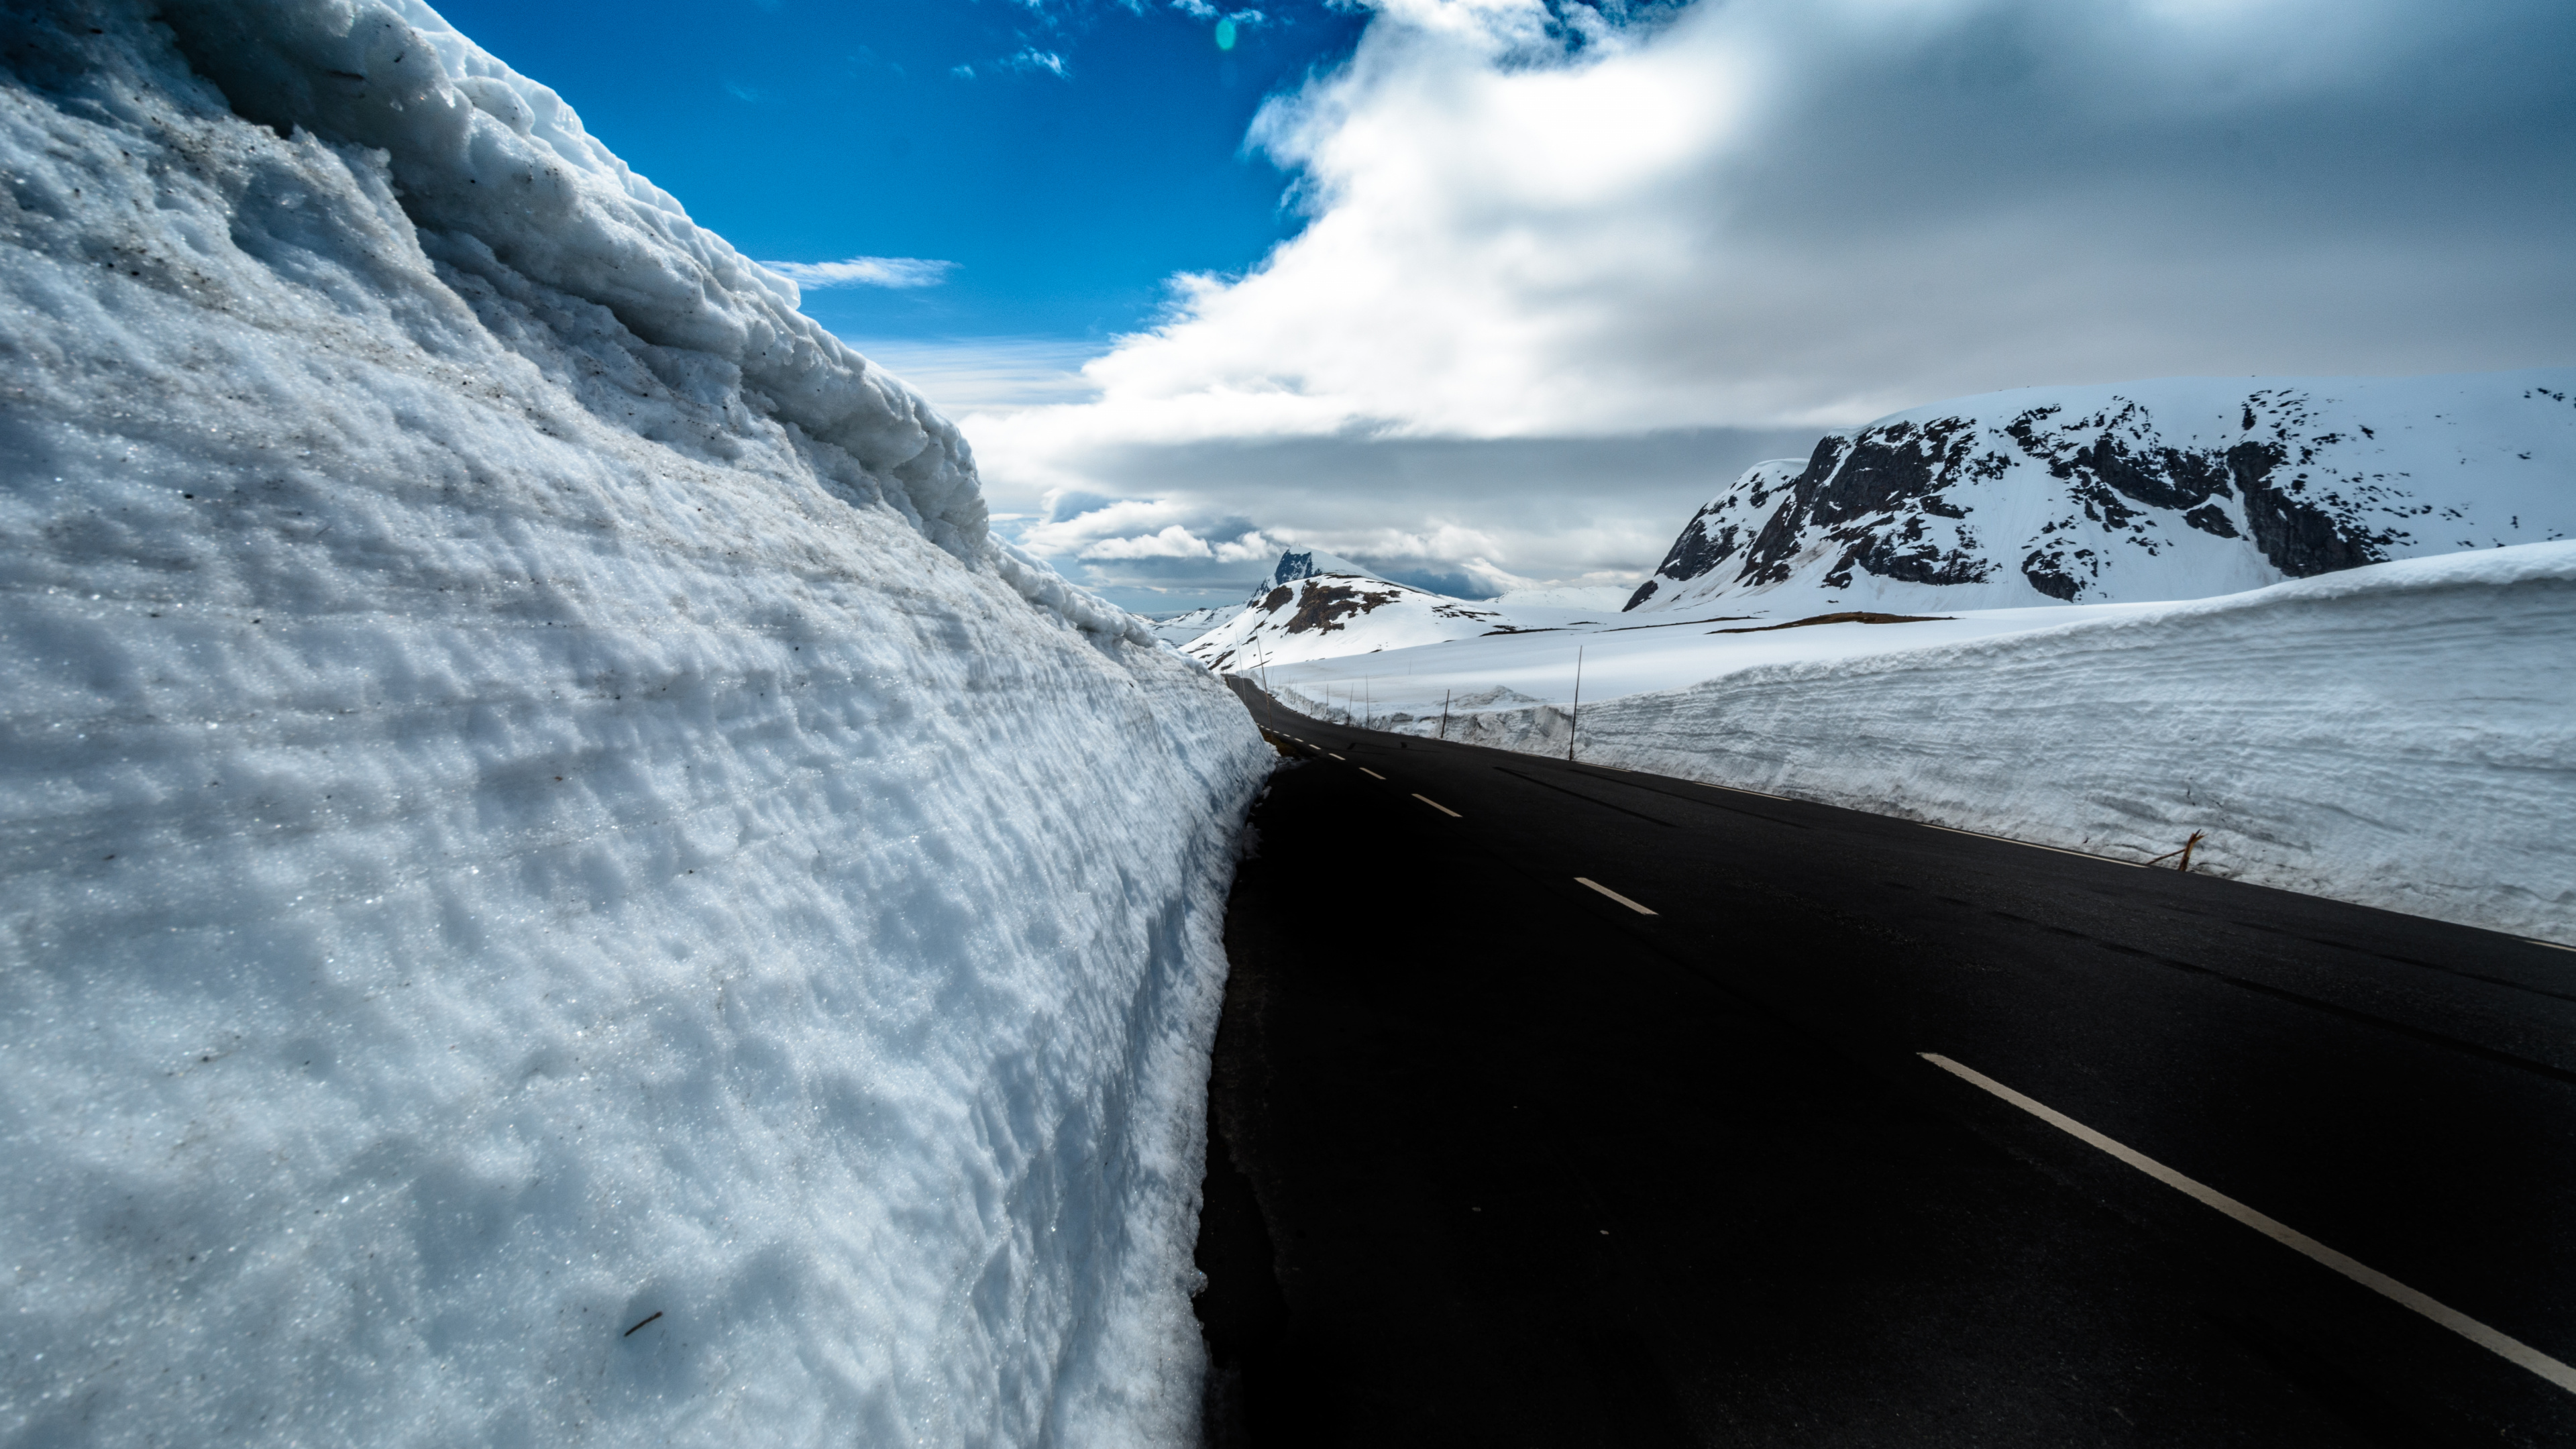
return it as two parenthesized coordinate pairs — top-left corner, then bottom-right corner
(1306, 545), (2576, 947)
(0, 3), (1269, 1444)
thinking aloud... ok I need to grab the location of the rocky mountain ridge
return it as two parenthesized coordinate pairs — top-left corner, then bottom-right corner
(1628, 370), (2575, 614)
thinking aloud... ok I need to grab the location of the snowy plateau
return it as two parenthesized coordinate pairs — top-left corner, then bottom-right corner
(0, 3), (1269, 1447)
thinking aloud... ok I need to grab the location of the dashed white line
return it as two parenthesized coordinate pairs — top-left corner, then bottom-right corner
(1921, 1051), (2576, 1397)
(1328, 753), (1345, 761)
(2528, 938), (2575, 954)
(1413, 793), (1461, 818)
(1575, 877), (1656, 915)
(1359, 767), (1385, 780)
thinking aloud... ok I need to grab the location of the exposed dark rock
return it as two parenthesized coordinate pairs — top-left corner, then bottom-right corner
(1708, 610), (1953, 635)
(2227, 441), (2383, 576)
(1283, 582), (1399, 634)
(1645, 511), (1742, 590)
(1850, 531), (1994, 587)
(2021, 549), (2082, 601)
(1262, 586), (1291, 611)
(1621, 578), (1659, 611)
(2182, 504), (2239, 539)
(2070, 437), (2232, 513)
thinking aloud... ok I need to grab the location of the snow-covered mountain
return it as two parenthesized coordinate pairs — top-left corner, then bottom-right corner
(1625, 371), (2576, 616)
(1181, 549), (1631, 671)
(0, 5), (1263, 1445)
(1181, 551), (1510, 670)
(1140, 604), (1234, 647)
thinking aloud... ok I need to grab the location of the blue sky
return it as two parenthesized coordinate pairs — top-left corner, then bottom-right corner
(435, 0), (1366, 347)
(436, 0), (2575, 612)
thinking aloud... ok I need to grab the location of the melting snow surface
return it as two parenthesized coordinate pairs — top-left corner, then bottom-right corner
(0, 4), (1265, 1444)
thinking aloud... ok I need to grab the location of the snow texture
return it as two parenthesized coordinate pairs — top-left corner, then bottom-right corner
(1269, 545), (2576, 947)
(0, 3), (1267, 1445)
(1627, 370), (2576, 617)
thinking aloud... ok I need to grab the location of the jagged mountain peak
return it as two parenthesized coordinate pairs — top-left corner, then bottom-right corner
(1259, 545), (1379, 594)
(1625, 370), (2575, 615)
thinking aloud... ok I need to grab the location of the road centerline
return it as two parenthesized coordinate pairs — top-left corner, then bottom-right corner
(1576, 877), (1658, 916)
(1921, 1051), (2576, 1397)
(1413, 793), (1462, 818)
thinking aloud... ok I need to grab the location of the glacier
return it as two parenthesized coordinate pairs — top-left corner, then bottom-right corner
(0, 2), (1268, 1445)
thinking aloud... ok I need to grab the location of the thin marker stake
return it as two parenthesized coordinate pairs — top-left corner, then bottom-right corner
(1568, 646), (1584, 762)
(1921, 1053), (2576, 1397)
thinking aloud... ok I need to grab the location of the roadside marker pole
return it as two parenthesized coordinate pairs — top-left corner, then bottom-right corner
(1440, 689), (1451, 741)
(1568, 646), (1585, 762)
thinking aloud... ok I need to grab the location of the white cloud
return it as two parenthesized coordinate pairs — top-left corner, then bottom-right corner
(1008, 46), (1073, 79)
(924, 0), (2571, 604)
(1035, 0), (2567, 444)
(1077, 525), (1218, 559)
(764, 256), (957, 289)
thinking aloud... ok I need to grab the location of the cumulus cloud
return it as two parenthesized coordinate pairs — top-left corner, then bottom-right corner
(765, 256), (957, 288)
(947, 0), (2574, 604)
(1078, 524), (1216, 559)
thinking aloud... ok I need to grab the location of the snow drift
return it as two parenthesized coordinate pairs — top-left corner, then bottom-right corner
(1627, 370), (2576, 617)
(1293, 545), (2576, 946)
(0, 3), (1267, 1445)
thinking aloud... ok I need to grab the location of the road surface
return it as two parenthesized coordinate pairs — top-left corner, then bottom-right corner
(1194, 679), (2576, 1447)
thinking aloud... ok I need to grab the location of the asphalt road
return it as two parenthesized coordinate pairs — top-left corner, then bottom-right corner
(1193, 678), (2576, 1447)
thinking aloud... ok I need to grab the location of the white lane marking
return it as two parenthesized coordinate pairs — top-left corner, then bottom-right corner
(1328, 753), (1345, 761)
(1921, 1052), (2576, 1397)
(1924, 822), (2141, 867)
(1413, 794), (1461, 818)
(1359, 767), (1385, 780)
(2528, 938), (2576, 954)
(1575, 877), (1656, 916)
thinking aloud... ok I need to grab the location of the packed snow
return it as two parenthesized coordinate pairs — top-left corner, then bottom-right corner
(1626, 370), (2576, 619)
(0, 5), (1267, 1446)
(1267, 545), (2576, 946)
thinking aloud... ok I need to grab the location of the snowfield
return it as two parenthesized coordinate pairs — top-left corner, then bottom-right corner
(1269, 545), (2576, 947)
(1, 4), (1265, 1446)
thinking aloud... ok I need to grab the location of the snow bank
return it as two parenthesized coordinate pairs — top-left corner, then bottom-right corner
(1280, 546), (2576, 945)
(0, 5), (1265, 1445)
